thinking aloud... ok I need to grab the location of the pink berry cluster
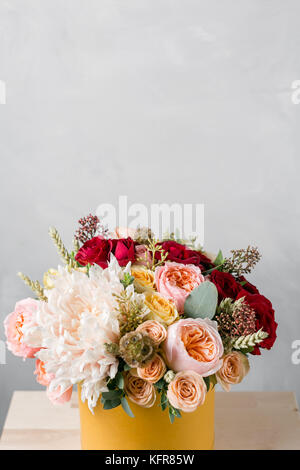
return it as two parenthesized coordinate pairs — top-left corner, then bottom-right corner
(74, 214), (100, 244)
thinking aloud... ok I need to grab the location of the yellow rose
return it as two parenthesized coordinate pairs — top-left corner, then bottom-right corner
(43, 268), (59, 289)
(144, 292), (178, 326)
(131, 266), (155, 293)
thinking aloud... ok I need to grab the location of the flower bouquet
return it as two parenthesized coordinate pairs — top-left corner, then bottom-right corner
(4, 215), (277, 450)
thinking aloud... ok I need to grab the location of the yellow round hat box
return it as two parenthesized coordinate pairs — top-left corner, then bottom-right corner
(78, 387), (215, 450)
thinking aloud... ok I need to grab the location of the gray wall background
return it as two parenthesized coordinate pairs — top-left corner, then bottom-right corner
(0, 0), (299, 432)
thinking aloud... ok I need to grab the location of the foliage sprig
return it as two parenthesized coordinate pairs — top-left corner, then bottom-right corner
(233, 328), (268, 351)
(222, 246), (261, 277)
(18, 272), (47, 301)
(49, 226), (76, 268)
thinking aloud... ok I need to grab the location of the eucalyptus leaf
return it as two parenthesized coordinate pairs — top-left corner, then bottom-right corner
(184, 281), (218, 320)
(121, 397), (135, 418)
(102, 390), (123, 400)
(169, 408), (175, 424)
(103, 398), (121, 410)
(115, 372), (124, 389)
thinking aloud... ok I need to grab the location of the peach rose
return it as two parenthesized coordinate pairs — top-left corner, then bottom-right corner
(124, 372), (156, 408)
(136, 320), (167, 346)
(155, 262), (204, 313)
(34, 359), (53, 386)
(47, 385), (73, 405)
(4, 298), (40, 359)
(216, 351), (250, 391)
(167, 370), (207, 413)
(144, 292), (178, 326)
(163, 318), (224, 376)
(137, 354), (167, 383)
(131, 266), (155, 292)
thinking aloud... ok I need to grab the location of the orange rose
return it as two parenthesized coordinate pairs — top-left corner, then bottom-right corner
(167, 370), (206, 413)
(216, 351), (250, 391)
(124, 372), (156, 408)
(137, 354), (167, 384)
(136, 320), (167, 346)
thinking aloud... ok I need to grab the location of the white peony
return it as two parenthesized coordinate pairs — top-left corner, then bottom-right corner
(24, 256), (143, 411)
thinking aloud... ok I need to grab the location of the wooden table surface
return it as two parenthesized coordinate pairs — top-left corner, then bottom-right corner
(0, 391), (300, 450)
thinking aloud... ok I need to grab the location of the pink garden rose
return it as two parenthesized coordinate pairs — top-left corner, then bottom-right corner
(163, 318), (224, 377)
(4, 298), (40, 359)
(155, 262), (204, 313)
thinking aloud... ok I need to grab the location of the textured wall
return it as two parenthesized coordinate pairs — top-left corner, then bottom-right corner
(0, 0), (299, 431)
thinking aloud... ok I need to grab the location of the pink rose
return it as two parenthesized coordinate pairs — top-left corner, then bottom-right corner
(155, 262), (204, 313)
(4, 298), (40, 359)
(163, 318), (224, 377)
(47, 385), (73, 405)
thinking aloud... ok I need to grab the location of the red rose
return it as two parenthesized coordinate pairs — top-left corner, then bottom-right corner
(75, 237), (110, 268)
(237, 291), (277, 355)
(110, 238), (136, 266)
(210, 270), (243, 301)
(75, 237), (136, 268)
(156, 241), (212, 270)
(238, 276), (260, 295)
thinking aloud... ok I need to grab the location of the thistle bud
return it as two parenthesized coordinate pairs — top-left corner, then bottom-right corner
(119, 331), (155, 368)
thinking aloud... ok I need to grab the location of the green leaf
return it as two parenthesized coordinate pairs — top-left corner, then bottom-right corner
(103, 398), (121, 410)
(209, 374), (217, 389)
(121, 397), (135, 418)
(115, 372), (124, 389)
(123, 363), (131, 371)
(121, 273), (135, 288)
(102, 390), (123, 400)
(160, 391), (168, 411)
(239, 346), (254, 354)
(214, 250), (224, 266)
(154, 378), (165, 390)
(203, 376), (210, 391)
(169, 408), (175, 424)
(184, 281), (218, 320)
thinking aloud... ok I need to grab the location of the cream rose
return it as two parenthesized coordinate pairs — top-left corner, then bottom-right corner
(216, 351), (250, 391)
(136, 320), (167, 346)
(137, 354), (167, 384)
(167, 370), (207, 413)
(131, 266), (155, 292)
(124, 372), (156, 408)
(144, 292), (178, 326)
